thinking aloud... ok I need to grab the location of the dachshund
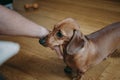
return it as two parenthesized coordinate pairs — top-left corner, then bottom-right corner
(39, 18), (120, 80)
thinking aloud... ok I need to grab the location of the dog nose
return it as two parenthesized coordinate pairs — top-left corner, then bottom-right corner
(39, 37), (47, 47)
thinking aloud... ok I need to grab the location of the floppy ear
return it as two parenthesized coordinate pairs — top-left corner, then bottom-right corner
(66, 30), (86, 55)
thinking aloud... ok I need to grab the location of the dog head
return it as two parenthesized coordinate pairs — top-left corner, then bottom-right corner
(40, 18), (89, 59)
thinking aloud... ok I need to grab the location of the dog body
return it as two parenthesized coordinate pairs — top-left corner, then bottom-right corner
(65, 22), (120, 74)
(87, 22), (120, 64)
(41, 18), (120, 80)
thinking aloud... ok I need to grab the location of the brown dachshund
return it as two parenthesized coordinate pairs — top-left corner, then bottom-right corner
(40, 18), (120, 80)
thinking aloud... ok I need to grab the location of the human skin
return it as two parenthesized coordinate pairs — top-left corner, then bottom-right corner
(0, 5), (49, 38)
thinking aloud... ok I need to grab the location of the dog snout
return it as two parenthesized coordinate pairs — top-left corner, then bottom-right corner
(39, 37), (48, 47)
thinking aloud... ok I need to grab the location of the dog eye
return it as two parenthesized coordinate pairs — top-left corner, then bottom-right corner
(56, 30), (63, 38)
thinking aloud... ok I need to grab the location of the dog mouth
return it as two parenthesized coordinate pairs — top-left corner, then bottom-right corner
(53, 45), (64, 59)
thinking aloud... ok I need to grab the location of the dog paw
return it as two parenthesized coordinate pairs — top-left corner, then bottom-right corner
(64, 66), (72, 74)
(72, 77), (78, 80)
(72, 76), (81, 80)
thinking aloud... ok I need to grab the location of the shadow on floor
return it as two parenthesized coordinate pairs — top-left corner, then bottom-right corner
(110, 50), (120, 58)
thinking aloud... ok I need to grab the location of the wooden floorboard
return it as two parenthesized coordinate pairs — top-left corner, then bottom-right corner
(0, 0), (120, 80)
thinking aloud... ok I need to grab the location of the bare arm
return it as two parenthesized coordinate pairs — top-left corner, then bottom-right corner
(0, 5), (49, 38)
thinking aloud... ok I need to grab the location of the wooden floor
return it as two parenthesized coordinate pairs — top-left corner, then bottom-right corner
(0, 0), (120, 80)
